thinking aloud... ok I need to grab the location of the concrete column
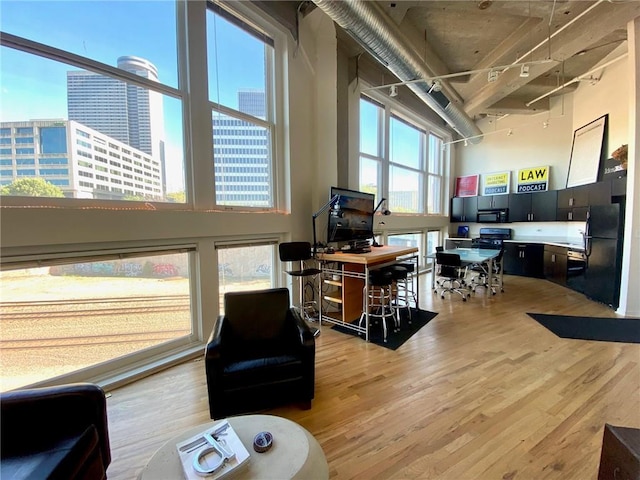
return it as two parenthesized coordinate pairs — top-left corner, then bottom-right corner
(617, 17), (640, 316)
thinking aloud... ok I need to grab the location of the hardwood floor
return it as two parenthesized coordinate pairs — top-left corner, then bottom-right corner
(106, 274), (640, 479)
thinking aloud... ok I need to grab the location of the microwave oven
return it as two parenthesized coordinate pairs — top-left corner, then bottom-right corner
(477, 209), (509, 223)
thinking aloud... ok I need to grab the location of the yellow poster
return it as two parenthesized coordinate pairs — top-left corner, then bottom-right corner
(517, 166), (549, 193)
(481, 171), (510, 195)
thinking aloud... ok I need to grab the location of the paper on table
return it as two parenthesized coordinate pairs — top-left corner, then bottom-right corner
(175, 421), (250, 479)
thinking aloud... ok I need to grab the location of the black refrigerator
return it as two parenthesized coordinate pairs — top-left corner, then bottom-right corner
(583, 202), (625, 308)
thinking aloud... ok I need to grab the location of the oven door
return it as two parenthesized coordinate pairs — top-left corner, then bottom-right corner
(566, 251), (587, 293)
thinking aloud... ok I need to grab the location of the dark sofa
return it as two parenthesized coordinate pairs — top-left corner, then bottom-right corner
(0, 382), (111, 480)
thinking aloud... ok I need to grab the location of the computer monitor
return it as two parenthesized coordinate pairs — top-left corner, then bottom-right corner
(327, 187), (375, 247)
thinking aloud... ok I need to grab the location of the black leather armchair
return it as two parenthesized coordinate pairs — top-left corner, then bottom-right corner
(205, 288), (315, 419)
(0, 383), (111, 480)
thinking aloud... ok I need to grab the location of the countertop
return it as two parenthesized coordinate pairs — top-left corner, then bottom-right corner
(448, 236), (585, 251)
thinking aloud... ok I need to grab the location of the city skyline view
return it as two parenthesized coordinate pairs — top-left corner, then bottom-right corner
(0, 1), (270, 197)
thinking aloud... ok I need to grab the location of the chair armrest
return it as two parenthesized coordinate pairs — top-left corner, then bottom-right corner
(0, 383), (110, 468)
(290, 308), (315, 348)
(205, 315), (226, 363)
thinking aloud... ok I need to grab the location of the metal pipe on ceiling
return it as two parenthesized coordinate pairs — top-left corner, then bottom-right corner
(312, 0), (483, 143)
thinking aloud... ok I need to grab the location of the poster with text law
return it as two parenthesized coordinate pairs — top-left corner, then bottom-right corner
(517, 166), (549, 193)
(455, 174), (479, 197)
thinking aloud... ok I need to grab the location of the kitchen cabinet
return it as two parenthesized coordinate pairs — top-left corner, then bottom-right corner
(557, 183), (590, 221)
(544, 245), (568, 285)
(556, 181), (613, 221)
(504, 243), (544, 278)
(477, 194), (509, 210)
(509, 190), (557, 222)
(587, 181), (611, 206)
(451, 196), (478, 223)
(557, 184), (590, 208)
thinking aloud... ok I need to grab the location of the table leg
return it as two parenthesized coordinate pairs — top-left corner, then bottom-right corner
(318, 264), (323, 327)
(431, 256), (436, 292)
(364, 264), (370, 342)
(487, 258), (493, 297)
(415, 256), (420, 308)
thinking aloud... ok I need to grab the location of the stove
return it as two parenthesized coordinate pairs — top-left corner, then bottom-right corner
(472, 227), (511, 248)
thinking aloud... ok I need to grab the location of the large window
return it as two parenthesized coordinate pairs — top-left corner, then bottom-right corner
(359, 96), (446, 214)
(0, 1), (186, 203)
(216, 243), (277, 312)
(207, 4), (276, 208)
(0, 251), (193, 392)
(388, 232), (425, 269)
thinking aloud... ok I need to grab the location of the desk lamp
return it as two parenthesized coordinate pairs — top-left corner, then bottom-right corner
(371, 198), (391, 247)
(312, 194), (340, 257)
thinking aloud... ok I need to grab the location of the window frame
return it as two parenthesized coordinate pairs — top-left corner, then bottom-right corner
(0, 31), (187, 209)
(206, 0), (282, 212)
(358, 91), (451, 216)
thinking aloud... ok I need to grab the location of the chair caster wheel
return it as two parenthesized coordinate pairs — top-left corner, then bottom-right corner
(441, 295), (445, 299)
(463, 297), (467, 302)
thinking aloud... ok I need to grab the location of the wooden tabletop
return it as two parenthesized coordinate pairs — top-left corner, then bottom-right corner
(317, 245), (418, 265)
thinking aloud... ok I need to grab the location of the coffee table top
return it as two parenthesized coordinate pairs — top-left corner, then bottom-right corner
(138, 414), (328, 480)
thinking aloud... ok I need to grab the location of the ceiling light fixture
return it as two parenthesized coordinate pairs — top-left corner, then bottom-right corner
(464, 139), (469, 147)
(543, 121), (549, 128)
(507, 129), (513, 136)
(362, 60), (554, 94)
(430, 80), (442, 92)
(520, 64), (530, 78)
(389, 85), (398, 97)
(487, 70), (499, 83)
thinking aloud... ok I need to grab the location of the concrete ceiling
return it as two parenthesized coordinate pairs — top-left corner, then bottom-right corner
(253, 1), (639, 128)
(338, 0), (639, 119)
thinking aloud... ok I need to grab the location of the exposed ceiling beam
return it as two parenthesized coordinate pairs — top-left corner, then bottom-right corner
(464, 1), (640, 116)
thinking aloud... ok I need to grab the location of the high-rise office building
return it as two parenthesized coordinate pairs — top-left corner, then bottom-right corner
(238, 89), (266, 119)
(0, 120), (163, 200)
(67, 56), (166, 194)
(213, 90), (270, 207)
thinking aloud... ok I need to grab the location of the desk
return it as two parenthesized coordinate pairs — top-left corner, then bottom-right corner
(138, 414), (328, 480)
(427, 248), (502, 297)
(316, 245), (418, 341)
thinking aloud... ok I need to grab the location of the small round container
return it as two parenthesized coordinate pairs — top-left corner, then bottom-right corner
(253, 431), (273, 453)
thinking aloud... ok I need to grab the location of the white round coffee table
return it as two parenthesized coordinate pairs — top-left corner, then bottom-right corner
(138, 414), (328, 480)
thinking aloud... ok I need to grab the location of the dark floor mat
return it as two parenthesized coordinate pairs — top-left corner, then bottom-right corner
(331, 308), (438, 350)
(527, 313), (640, 344)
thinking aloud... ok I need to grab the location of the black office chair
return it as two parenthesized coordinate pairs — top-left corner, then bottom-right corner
(434, 252), (470, 301)
(279, 242), (322, 335)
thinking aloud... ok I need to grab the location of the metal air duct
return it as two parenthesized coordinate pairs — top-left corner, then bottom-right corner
(312, 0), (483, 143)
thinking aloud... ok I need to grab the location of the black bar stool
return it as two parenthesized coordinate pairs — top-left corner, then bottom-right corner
(358, 269), (396, 342)
(383, 265), (412, 327)
(392, 262), (418, 309)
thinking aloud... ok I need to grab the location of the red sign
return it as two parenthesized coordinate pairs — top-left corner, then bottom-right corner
(455, 174), (479, 197)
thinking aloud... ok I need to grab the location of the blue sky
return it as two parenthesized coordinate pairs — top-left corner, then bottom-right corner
(0, 1), (267, 192)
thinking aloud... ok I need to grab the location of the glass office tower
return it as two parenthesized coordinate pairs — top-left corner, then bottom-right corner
(213, 90), (270, 206)
(67, 56), (166, 195)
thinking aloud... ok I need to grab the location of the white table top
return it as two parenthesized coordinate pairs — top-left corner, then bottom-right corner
(138, 414), (328, 480)
(427, 248), (500, 264)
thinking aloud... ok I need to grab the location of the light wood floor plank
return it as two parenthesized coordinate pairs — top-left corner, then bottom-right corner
(105, 274), (640, 479)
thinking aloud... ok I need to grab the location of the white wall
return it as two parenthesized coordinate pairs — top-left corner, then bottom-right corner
(456, 54), (638, 315)
(458, 95), (574, 191)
